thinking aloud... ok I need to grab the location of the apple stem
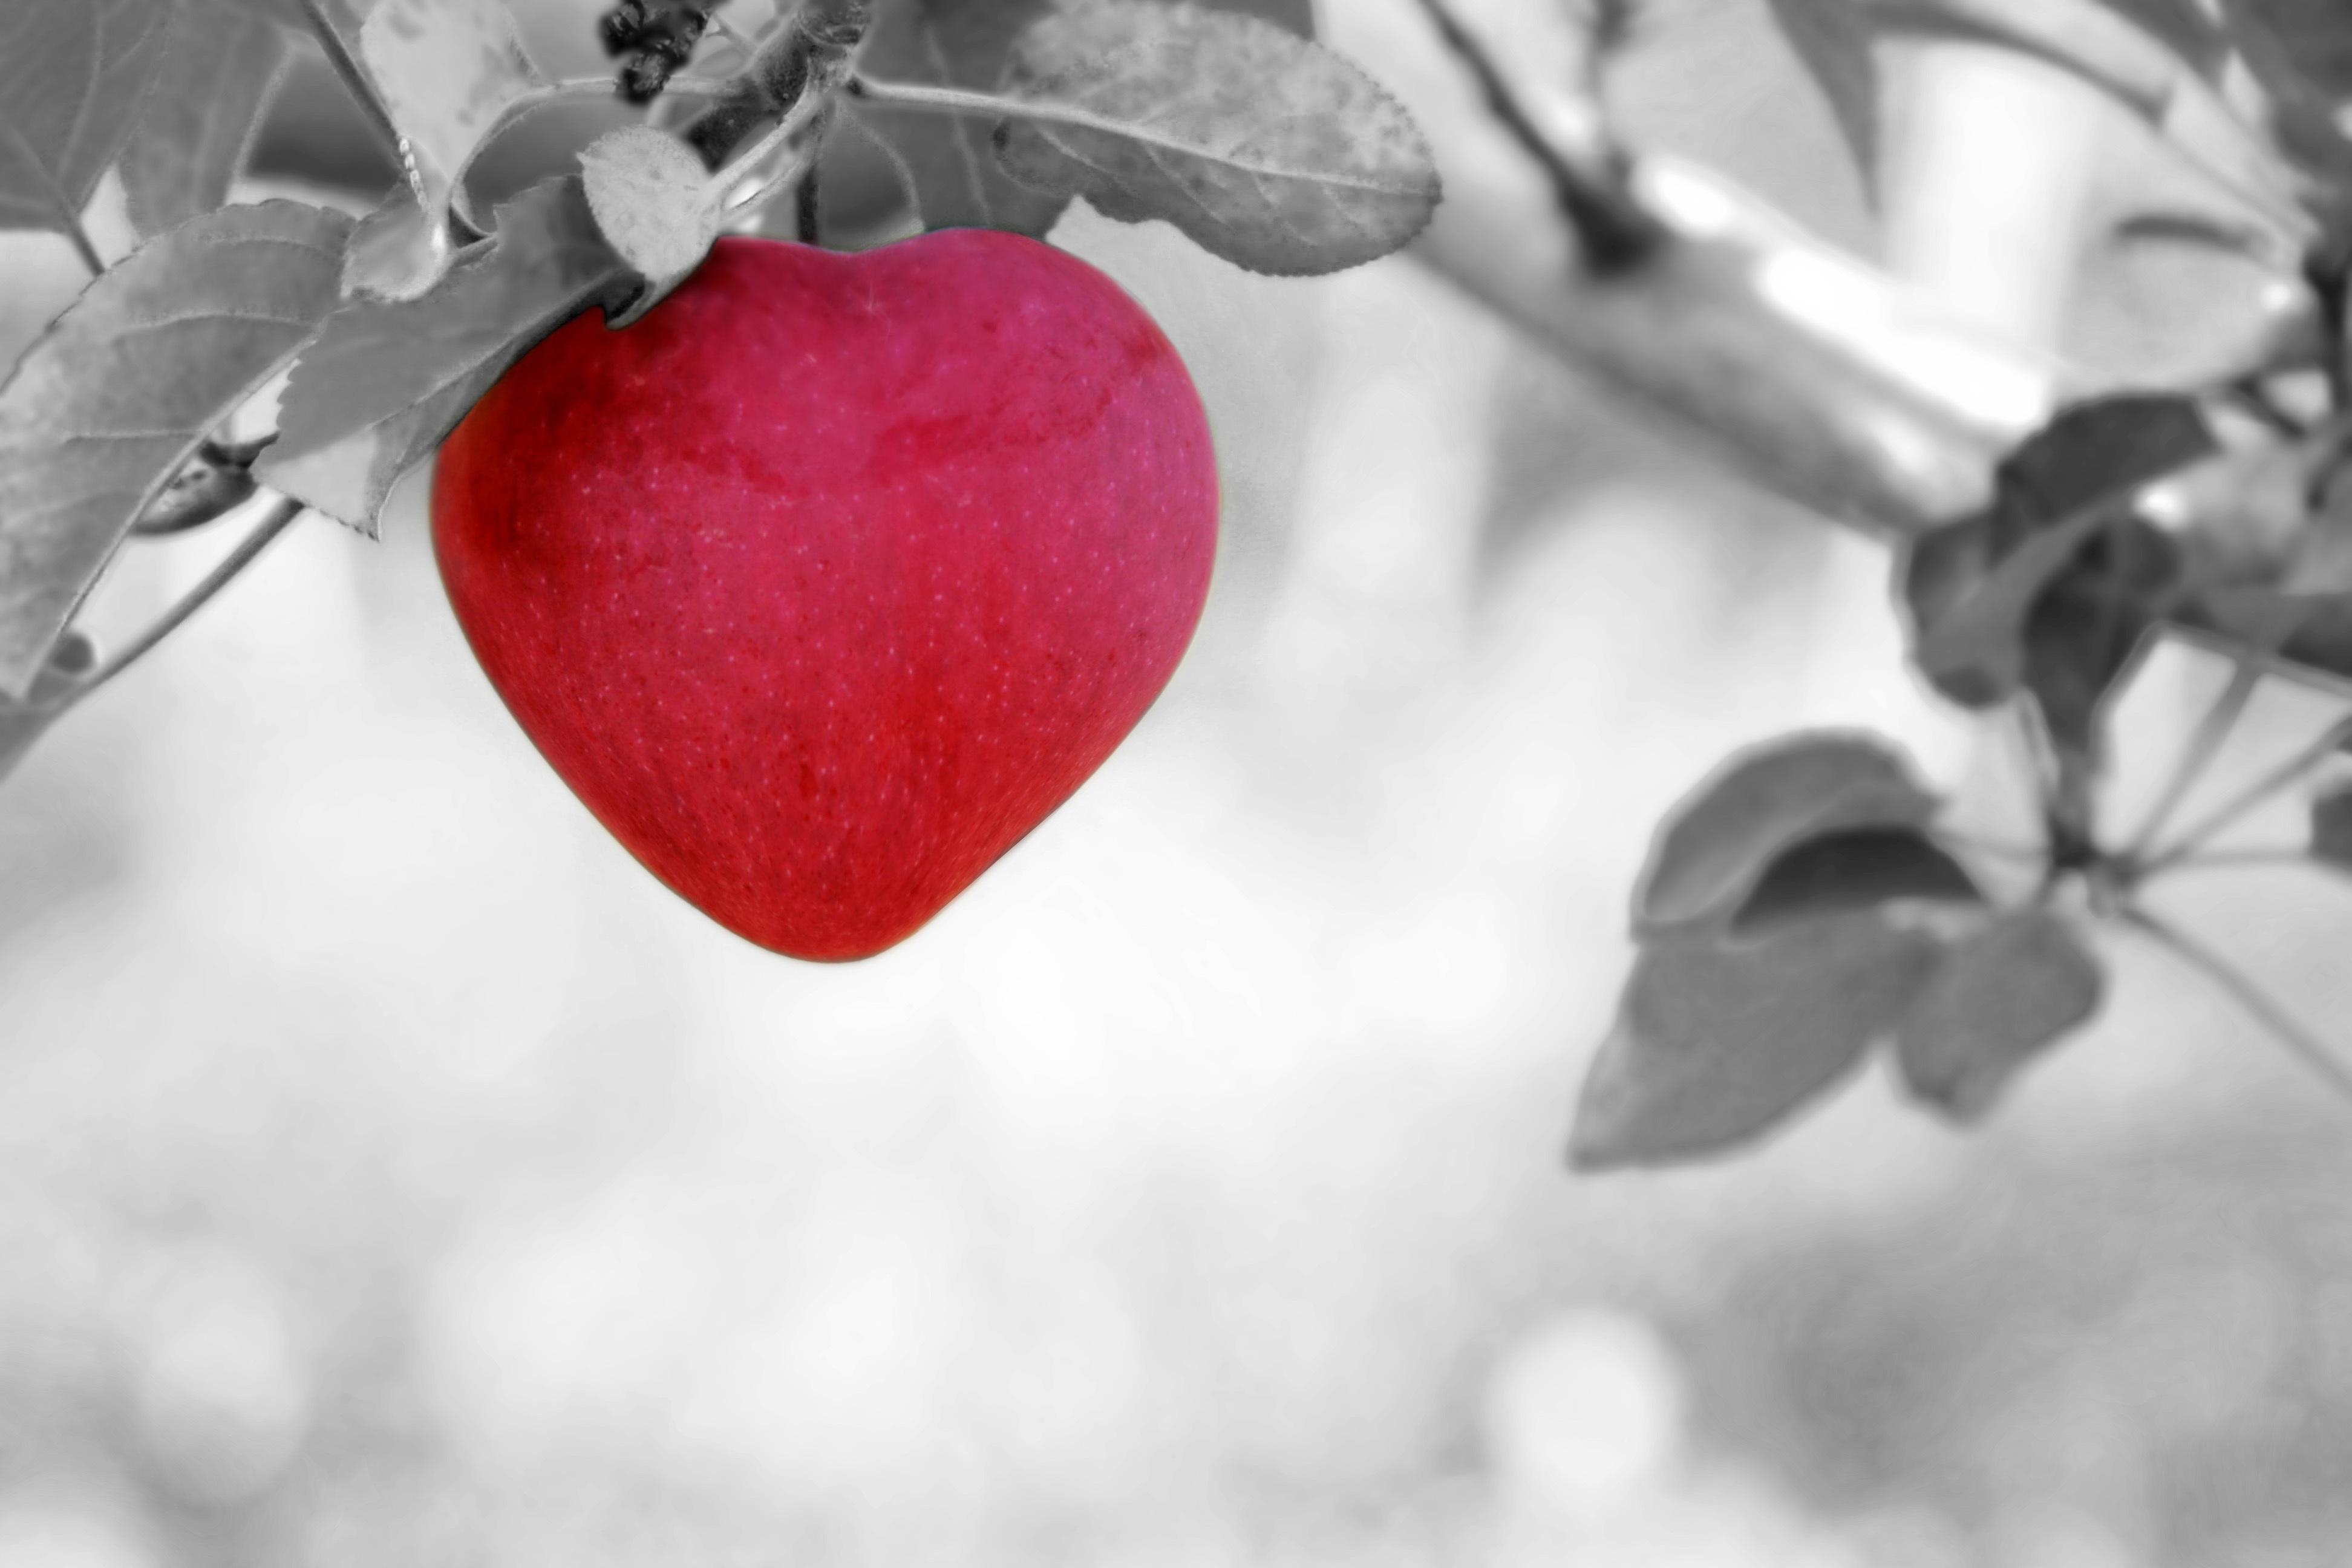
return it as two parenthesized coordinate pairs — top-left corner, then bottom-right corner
(796, 156), (822, 243)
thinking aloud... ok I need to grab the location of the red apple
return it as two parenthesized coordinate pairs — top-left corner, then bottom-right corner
(430, 229), (1219, 960)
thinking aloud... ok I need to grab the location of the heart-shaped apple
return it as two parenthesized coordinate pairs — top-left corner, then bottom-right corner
(430, 230), (1218, 959)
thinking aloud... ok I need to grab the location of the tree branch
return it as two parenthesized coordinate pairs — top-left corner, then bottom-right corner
(1407, 0), (1662, 275)
(1330, 0), (2056, 537)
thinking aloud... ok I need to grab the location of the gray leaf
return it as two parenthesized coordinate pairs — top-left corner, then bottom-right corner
(0, 200), (353, 698)
(1571, 913), (1938, 1171)
(353, 0), (547, 290)
(1895, 909), (2102, 1120)
(0, 0), (174, 243)
(120, 0), (291, 238)
(1635, 732), (1941, 936)
(993, 0), (1439, 275)
(258, 178), (630, 535)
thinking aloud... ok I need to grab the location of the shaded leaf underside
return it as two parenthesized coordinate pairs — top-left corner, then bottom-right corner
(0, 200), (353, 697)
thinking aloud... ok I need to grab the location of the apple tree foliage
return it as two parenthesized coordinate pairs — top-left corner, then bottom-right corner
(6, 0), (2352, 1171)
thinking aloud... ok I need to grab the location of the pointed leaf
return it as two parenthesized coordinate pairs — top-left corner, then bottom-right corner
(850, 0), (1315, 238)
(1635, 732), (1941, 936)
(1733, 828), (1982, 934)
(257, 178), (630, 535)
(1570, 913), (1938, 1171)
(120, 0), (290, 238)
(993, 0), (1439, 275)
(1896, 909), (2102, 1119)
(578, 125), (722, 315)
(0, 200), (352, 698)
(0, 0), (174, 243)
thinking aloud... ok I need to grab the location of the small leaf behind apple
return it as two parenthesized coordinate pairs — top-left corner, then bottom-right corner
(991, 0), (1440, 276)
(260, 179), (631, 536)
(579, 125), (724, 319)
(0, 200), (353, 700)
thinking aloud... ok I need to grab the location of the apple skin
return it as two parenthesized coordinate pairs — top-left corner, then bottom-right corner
(430, 230), (1218, 960)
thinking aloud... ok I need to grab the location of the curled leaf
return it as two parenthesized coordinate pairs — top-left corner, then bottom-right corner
(1733, 828), (1982, 933)
(1635, 733), (1941, 936)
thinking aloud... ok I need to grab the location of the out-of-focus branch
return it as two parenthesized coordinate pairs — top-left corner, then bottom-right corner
(1330, 0), (2062, 538)
(1406, 0), (1663, 274)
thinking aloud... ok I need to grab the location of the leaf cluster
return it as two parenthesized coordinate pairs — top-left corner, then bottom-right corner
(1572, 0), (2352, 1170)
(0, 0), (1442, 789)
(1574, 735), (2101, 1169)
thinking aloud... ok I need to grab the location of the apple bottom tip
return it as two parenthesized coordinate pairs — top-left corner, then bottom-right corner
(716, 911), (936, 965)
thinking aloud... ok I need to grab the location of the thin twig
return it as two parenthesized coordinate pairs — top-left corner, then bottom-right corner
(2123, 904), (2352, 1100)
(2224, 376), (2310, 439)
(67, 496), (306, 706)
(2143, 711), (2352, 875)
(795, 154), (822, 243)
(2126, 658), (2259, 860)
(1407, 0), (1662, 273)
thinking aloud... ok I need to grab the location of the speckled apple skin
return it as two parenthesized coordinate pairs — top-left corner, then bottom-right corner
(430, 230), (1218, 960)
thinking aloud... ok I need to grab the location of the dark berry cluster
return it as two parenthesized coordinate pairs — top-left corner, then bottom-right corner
(600, 0), (713, 103)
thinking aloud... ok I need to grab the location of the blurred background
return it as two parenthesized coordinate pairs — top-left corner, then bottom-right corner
(8, 1), (2352, 1564)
